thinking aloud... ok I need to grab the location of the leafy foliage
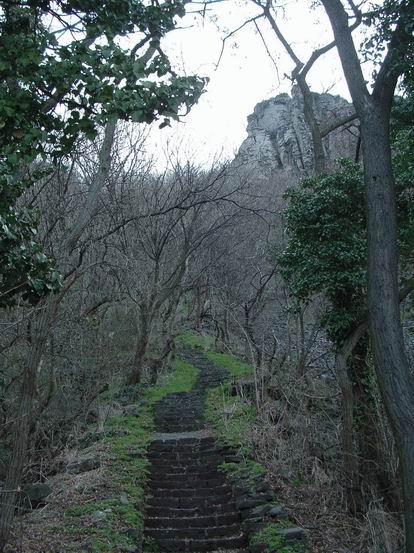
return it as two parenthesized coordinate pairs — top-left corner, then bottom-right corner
(0, 1), (206, 306)
(250, 524), (307, 553)
(362, 0), (414, 88)
(279, 161), (366, 344)
(392, 94), (414, 267)
(279, 143), (414, 345)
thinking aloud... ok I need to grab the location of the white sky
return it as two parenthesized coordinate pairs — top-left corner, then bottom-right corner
(147, 1), (364, 166)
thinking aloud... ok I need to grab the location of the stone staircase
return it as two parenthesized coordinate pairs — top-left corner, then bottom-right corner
(146, 433), (246, 552)
(144, 347), (247, 552)
(143, 346), (306, 552)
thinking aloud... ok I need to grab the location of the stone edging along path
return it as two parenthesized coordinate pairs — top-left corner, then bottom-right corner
(142, 345), (307, 553)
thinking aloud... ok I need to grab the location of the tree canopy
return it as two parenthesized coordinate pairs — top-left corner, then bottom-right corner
(280, 92), (414, 347)
(0, 0), (206, 306)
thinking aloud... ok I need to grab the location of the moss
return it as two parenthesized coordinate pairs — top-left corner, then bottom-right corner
(219, 459), (266, 479)
(146, 358), (197, 401)
(65, 356), (198, 550)
(205, 384), (256, 452)
(277, 519), (296, 529)
(176, 331), (215, 350)
(62, 526), (134, 552)
(250, 524), (307, 553)
(205, 351), (252, 378)
(142, 535), (160, 552)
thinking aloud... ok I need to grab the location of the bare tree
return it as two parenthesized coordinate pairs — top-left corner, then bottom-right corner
(0, 122), (117, 548)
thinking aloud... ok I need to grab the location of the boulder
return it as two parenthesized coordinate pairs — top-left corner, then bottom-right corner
(66, 456), (101, 474)
(22, 482), (52, 508)
(92, 508), (112, 523)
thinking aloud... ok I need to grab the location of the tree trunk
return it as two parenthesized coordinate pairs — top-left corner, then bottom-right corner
(319, 2), (414, 545)
(128, 306), (150, 385)
(353, 342), (400, 511)
(335, 320), (368, 514)
(336, 344), (361, 513)
(194, 286), (204, 331)
(296, 77), (326, 176)
(0, 303), (51, 551)
(362, 111), (414, 547)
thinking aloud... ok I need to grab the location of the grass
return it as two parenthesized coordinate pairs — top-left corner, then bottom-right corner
(219, 459), (266, 479)
(205, 384), (256, 454)
(177, 331), (253, 379)
(205, 350), (252, 378)
(146, 358), (197, 401)
(250, 524), (308, 553)
(176, 331), (215, 350)
(200, 339), (305, 553)
(64, 357), (198, 552)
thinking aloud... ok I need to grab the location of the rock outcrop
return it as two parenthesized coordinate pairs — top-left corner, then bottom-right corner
(234, 86), (357, 191)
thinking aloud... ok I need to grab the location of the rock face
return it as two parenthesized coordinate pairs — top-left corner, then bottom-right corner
(235, 87), (357, 190)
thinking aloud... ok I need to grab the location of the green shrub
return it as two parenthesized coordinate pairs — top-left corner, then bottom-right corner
(250, 524), (307, 553)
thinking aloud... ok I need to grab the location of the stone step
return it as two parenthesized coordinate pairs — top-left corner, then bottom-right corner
(154, 417), (204, 422)
(155, 425), (206, 433)
(149, 476), (226, 489)
(150, 441), (223, 450)
(149, 458), (223, 468)
(149, 454), (223, 465)
(151, 437), (216, 448)
(148, 446), (221, 455)
(146, 523), (241, 540)
(150, 467), (223, 480)
(152, 533), (247, 552)
(145, 503), (237, 518)
(150, 468), (222, 478)
(150, 463), (225, 475)
(149, 444), (221, 454)
(150, 484), (233, 499)
(147, 495), (235, 509)
(148, 454), (223, 465)
(145, 512), (240, 528)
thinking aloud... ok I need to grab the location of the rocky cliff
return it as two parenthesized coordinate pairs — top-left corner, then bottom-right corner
(234, 87), (357, 188)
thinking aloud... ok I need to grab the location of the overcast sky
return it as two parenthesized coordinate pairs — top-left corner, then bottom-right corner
(147, 1), (365, 166)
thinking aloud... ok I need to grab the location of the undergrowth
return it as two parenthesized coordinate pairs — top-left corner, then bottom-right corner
(176, 331), (215, 350)
(250, 524), (308, 553)
(204, 349), (305, 549)
(205, 350), (252, 378)
(64, 357), (198, 552)
(177, 331), (253, 379)
(219, 459), (266, 479)
(205, 384), (256, 453)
